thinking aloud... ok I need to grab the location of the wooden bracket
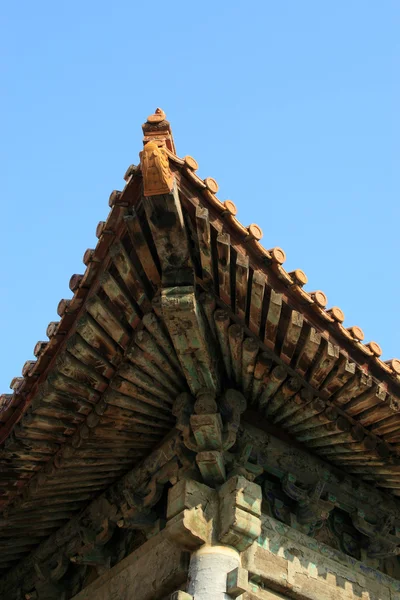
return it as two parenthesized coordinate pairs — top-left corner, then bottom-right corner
(227, 567), (249, 597)
(218, 476), (262, 552)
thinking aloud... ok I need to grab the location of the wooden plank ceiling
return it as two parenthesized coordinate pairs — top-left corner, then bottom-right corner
(1, 108), (400, 576)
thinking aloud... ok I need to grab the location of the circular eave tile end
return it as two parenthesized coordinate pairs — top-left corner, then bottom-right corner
(223, 200), (237, 216)
(57, 299), (71, 317)
(184, 155), (199, 170)
(387, 359), (400, 375)
(124, 164), (137, 181)
(10, 377), (23, 391)
(108, 190), (122, 207)
(83, 249), (95, 265)
(34, 341), (48, 357)
(22, 360), (36, 377)
(204, 177), (219, 193)
(312, 291), (328, 307)
(96, 221), (106, 238)
(270, 247), (286, 264)
(248, 223), (263, 241)
(290, 269), (308, 286)
(329, 306), (345, 323)
(367, 341), (382, 357)
(348, 326), (365, 341)
(46, 321), (60, 338)
(69, 274), (83, 292)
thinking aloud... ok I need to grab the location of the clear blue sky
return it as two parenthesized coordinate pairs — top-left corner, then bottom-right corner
(1, 1), (399, 391)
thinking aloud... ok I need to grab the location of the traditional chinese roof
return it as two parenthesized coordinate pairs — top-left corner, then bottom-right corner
(1, 108), (400, 578)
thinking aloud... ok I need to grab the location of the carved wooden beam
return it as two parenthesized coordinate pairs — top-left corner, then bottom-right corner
(0, 433), (183, 599)
(165, 476), (261, 553)
(141, 182), (193, 287)
(162, 287), (220, 395)
(241, 514), (400, 599)
(240, 422), (400, 531)
(173, 389), (246, 487)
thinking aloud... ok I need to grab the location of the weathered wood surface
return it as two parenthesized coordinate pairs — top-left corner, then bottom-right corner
(0, 432), (181, 598)
(195, 205), (213, 283)
(162, 286), (220, 395)
(142, 184), (193, 287)
(71, 534), (188, 600)
(248, 270), (266, 336)
(242, 515), (400, 600)
(240, 422), (400, 527)
(0, 218), (187, 577)
(216, 232), (231, 305)
(264, 290), (283, 350)
(2, 107), (400, 595)
(7, 261), (393, 565)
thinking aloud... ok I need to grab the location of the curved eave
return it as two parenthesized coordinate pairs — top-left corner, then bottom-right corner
(1, 111), (400, 580)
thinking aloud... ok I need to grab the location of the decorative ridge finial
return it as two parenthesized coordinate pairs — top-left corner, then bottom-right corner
(147, 107), (166, 123)
(142, 107), (176, 154)
(140, 141), (174, 197)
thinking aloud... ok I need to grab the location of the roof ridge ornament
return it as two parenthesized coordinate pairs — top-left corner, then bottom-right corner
(140, 141), (174, 197)
(140, 108), (176, 196)
(142, 107), (176, 154)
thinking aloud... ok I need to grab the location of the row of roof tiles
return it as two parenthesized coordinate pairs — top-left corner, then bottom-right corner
(1, 109), (399, 443)
(166, 147), (400, 373)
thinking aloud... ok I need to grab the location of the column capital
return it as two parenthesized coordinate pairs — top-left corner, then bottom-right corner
(165, 476), (262, 553)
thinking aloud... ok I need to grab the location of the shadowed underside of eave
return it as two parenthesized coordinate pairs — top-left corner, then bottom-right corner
(1, 109), (400, 579)
(0, 190), (182, 574)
